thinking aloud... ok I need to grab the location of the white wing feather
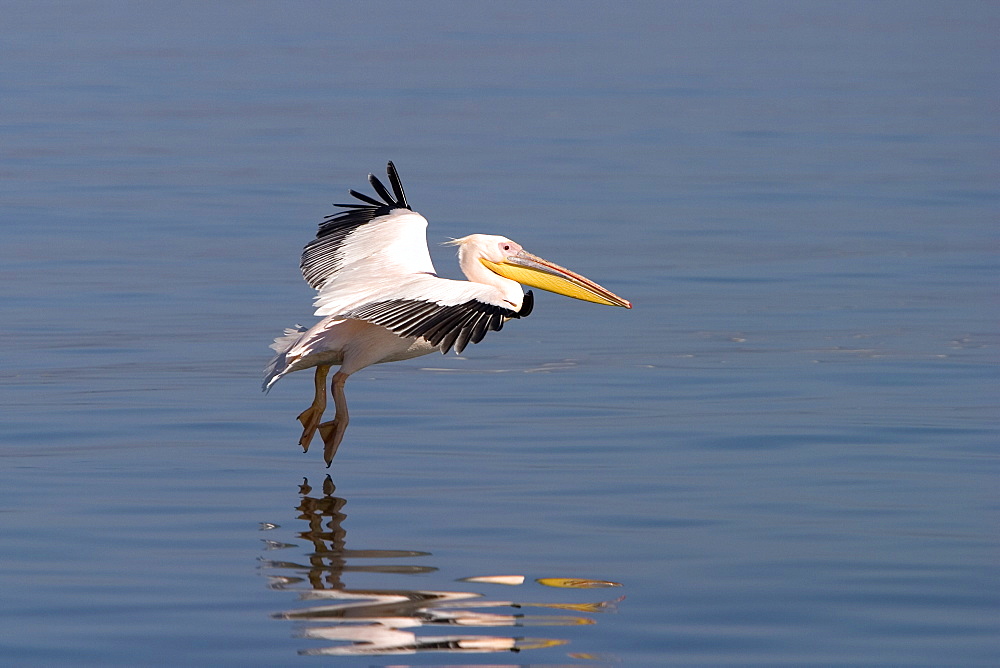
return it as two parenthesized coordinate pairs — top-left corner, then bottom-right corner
(313, 210), (510, 316)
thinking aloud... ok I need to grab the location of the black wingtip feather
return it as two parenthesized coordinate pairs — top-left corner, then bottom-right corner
(348, 189), (384, 207)
(340, 296), (523, 356)
(424, 309), (468, 345)
(343, 162), (411, 212)
(439, 327), (461, 355)
(518, 290), (534, 317)
(469, 312), (490, 345)
(368, 173), (395, 205)
(455, 324), (477, 355)
(311, 163), (414, 240)
(386, 161), (408, 209)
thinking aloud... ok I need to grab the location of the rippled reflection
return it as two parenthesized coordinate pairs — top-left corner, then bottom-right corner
(260, 477), (623, 658)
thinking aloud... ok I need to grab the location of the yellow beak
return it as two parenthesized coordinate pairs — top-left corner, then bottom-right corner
(481, 251), (632, 308)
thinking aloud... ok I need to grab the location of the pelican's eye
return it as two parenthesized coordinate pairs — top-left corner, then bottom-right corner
(496, 240), (521, 259)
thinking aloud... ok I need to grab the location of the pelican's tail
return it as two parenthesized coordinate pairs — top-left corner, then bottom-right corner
(262, 325), (309, 392)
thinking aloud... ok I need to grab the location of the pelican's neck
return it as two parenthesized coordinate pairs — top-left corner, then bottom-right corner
(457, 246), (525, 309)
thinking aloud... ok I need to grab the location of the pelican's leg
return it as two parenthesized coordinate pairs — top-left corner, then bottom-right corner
(297, 364), (331, 452)
(318, 370), (350, 467)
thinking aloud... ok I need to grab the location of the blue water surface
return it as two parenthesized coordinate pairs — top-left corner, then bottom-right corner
(1, 2), (997, 665)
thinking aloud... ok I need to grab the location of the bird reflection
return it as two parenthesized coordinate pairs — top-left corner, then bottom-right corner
(260, 477), (623, 658)
(264, 477), (435, 591)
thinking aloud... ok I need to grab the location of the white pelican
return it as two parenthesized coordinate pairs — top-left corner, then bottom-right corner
(264, 162), (631, 465)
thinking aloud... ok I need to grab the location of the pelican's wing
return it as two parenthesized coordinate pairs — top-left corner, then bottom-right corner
(338, 274), (535, 355)
(300, 162), (533, 354)
(301, 162), (434, 290)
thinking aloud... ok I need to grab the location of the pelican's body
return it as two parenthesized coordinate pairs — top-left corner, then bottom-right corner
(265, 162), (630, 465)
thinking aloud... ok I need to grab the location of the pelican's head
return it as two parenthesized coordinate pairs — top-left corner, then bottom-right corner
(446, 234), (632, 308)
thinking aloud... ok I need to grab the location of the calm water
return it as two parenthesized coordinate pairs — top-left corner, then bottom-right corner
(2, 2), (998, 665)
